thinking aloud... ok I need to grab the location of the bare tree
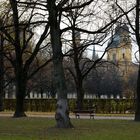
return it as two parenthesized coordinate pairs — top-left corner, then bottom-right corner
(47, 0), (73, 128)
(62, 0), (134, 109)
(0, 0), (51, 117)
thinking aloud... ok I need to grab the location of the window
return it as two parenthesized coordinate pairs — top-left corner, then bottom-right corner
(123, 37), (128, 43)
(122, 48), (125, 53)
(122, 48), (125, 59)
(113, 53), (116, 62)
(122, 53), (125, 59)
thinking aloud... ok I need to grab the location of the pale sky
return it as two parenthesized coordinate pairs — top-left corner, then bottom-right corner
(0, 0), (138, 63)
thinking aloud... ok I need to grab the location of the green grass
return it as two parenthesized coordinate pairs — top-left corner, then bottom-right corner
(0, 117), (140, 140)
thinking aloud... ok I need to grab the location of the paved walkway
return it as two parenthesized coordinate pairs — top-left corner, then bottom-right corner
(0, 111), (134, 120)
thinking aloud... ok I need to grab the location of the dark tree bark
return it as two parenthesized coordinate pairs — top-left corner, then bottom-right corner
(0, 32), (4, 111)
(134, 0), (140, 121)
(76, 80), (84, 110)
(13, 70), (27, 117)
(135, 67), (140, 121)
(9, 0), (27, 117)
(72, 29), (84, 110)
(47, 0), (73, 128)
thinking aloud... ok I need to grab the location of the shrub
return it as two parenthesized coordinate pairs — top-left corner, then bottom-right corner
(3, 99), (135, 113)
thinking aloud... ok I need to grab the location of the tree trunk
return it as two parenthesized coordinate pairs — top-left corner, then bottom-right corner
(76, 80), (84, 110)
(53, 55), (73, 128)
(71, 28), (85, 110)
(0, 66), (4, 111)
(48, 0), (73, 128)
(0, 70), (4, 111)
(13, 71), (27, 117)
(135, 67), (140, 121)
(52, 33), (73, 128)
(73, 49), (84, 110)
(0, 34), (4, 111)
(134, 0), (140, 121)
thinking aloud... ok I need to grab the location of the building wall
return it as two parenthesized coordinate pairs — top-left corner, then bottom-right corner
(107, 25), (134, 77)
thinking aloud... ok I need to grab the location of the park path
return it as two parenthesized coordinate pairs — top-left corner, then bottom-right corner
(0, 111), (134, 120)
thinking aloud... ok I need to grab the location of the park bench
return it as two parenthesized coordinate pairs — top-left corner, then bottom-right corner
(73, 107), (96, 119)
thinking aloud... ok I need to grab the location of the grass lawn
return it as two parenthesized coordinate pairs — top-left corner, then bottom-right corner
(0, 117), (140, 140)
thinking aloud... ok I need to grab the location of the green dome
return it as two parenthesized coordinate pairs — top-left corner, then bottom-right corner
(108, 34), (120, 48)
(108, 24), (129, 48)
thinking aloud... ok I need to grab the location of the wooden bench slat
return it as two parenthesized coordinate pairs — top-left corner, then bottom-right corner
(72, 109), (95, 119)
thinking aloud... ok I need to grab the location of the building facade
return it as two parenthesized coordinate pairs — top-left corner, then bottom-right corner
(106, 24), (138, 98)
(107, 24), (137, 78)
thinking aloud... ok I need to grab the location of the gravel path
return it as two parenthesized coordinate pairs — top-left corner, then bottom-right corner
(0, 112), (134, 120)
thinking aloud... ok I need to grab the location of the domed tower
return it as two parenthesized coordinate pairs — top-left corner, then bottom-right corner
(107, 24), (132, 76)
(107, 24), (132, 63)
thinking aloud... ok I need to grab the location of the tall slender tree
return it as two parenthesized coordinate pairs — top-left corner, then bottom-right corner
(0, 21), (4, 111)
(133, 0), (140, 121)
(47, 0), (73, 128)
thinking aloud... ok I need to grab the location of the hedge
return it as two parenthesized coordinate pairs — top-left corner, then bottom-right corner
(3, 99), (135, 114)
